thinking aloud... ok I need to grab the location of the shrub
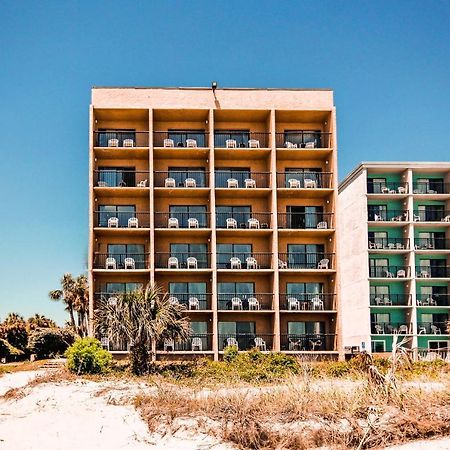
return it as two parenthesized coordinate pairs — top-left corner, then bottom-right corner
(28, 328), (76, 359)
(65, 337), (112, 374)
(0, 338), (24, 361)
(223, 345), (239, 363)
(325, 361), (351, 377)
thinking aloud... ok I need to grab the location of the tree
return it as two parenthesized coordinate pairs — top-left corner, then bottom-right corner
(26, 314), (57, 332)
(0, 313), (28, 352)
(28, 328), (76, 359)
(95, 284), (190, 375)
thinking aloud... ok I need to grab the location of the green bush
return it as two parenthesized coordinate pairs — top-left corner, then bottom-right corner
(28, 328), (76, 359)
(325, 361), (351, 377)
(0, 338), (24, 361)
(223, 345), (239, 363)
(65, 337), (112, 374)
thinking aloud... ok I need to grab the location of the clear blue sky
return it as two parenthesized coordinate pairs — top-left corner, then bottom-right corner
(0, 0), (449, 324)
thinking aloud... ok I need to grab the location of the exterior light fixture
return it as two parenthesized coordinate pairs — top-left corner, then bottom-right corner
(211, 81), (218, 91)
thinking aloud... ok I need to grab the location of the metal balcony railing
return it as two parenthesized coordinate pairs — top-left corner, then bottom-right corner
(413, 210), (450, 222)
(155, 253), (211, 269)
(153, 131), (208, 148)
(276, 172), (333, 189)
(369, 266), (410, 278)
(154, 212), (210, 229)
(416, 294), (450, 307)
(415, 238), (450, 250)
(372, 323), (412, 334)
(154, 171), (209, 188)
(279, 293), (336, 311)
(417, 322), (449, 334)
(94, 170), (149, 188)
(94, 130), (149, 147)
(367, 182), (409, 194)
(215, 171), (270, 189)
(215, 212), (272, 229)
(280, 334), (336, 351)
(217, 293), (274, 311)
(278, 252), (335, 270)
(218, 334), (274, 351)
(370, 294), (411, 306)
(275, 131), (332, 149)
(416, 266), (450, 278)
(157, 334), (213, 351)
(166, 293), (212, 310)
(277, 212), (334, 230)
(214, 131), (269, 148)
(216, 253), (272, 270)
(368, 210), (409, 222)
(413, 182), (450, 195)
(94, 211), (151, 228)
(368, 238), (409, 250)
(93, 253), (149, 270)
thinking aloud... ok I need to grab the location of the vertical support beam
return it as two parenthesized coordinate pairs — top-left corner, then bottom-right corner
(88, 104), (95, 337)
(149, 109), (155, 287)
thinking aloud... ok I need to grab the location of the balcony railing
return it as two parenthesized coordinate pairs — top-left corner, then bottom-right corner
(214, 131), (269, 148)
(277, 212), (334, 230)
(157, 334), (213, 352)
(370, 294), (411, 306)
(372, 323), (412, 334)
(416, 266), (450, 278)
(415, 238), (450, 250)
(276, 172), (333, 189)
(94, 211), (150, 228)
(280, 334), (336, 351)
(218, 334), (274, 351)
(417, 294), (450, 307)
(417, 322), (449, 334)
(368, 210), (408, 222)
(369, 266), (410, 278)
(154, 212), (210, 229)
(215, 171), (270, 189)
(93, 253), (149, 270)
(216, 253), (272, 270)
(215, 212), (272, 229)
(154, 171), (209, 188)
(367, 182), (409, 194)
(413, 210), (450, 222)
(155, 253), (211, 269)
(94, 170), (149, 188)
(413, 182), (450, 195)
(368, 238), (409, 250)
(166, 293), (212, 310)
(217, 293), (274, 311)
(275, 131), (332, 149)
(94, 130), (149, 147)
(278, 252), (335, 270)
(153, 131), (208, 148)
(279, 293), (336, 311)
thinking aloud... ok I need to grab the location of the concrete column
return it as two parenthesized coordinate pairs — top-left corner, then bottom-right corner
(149, 109), (155, 287)
(88, 105), (95, 337)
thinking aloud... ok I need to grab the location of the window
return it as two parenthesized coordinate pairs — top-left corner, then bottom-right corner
(371, 341), (386, 352)
(215, 168), (251, 187)
(368, 204), (387, 221)
(284, 168), (322, 188)
(98, 205), (136, 227)
(286, 283), (323, 296)
(417, 231), (446, 249)
(367, 178), (387, 194)
(419, 285), (447, 305)
(369, 258), (389, 277)
(97, 129), (135, 147)
(168, 167), (206, 187)
(168, 129), (206, 147)
(218, 321), (255, 350)
(214, 129), (250, 147)
(105, 282), (143, 294)
(419, 258), (446, 277)
(287, 244), (324, 268)
(216, 206), (251, 228)
(371, 313), (390, 324)
(416, 178), (444, 194)
(286, 206), (323, 229)
(191, 321), (208, 334)
(169, 243), (208, 268)
(169, 282), (208, 307)
(283, 130), (322, 148)
(417, 205), (445, 221)
(107, 244), (145, 269)
(370, 285), (390, 303)
(428, 341), (449, 350)
(287, 321), (325, 335)
(216, 244), (252, 268)
(169, 205), (207, 228)
(98, 167), (135, 187)
(218, 282), (254, 296)
(368, 231), (388, 247)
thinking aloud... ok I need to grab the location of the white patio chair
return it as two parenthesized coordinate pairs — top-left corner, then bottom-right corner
(184, 178), (196, 188)
(287, 297), (299, 310)
(246, 257), (258, 269)
(230, 257), (241, 269)
(289, 338), (302, 350)
(163, 138), (174, 147)
(188, 217), (199, 228)
(304, 141), (315, 149)
(396, 242), (405, 249)
(381, 186), (390, 194)
(226, 218), (237, 229)
(248, 297), (260, 310)
(186, 257), (198, 269)
(375, 324), (384, 334)
(374, 214), (382, 221)
(97, 181), (107, 187)
(369, 241), (376, 249)
(384, 269), (394, 278)
(226, 337), (238, 349)
(278, 259), (287, 269)
(383, 297), (392, 306)
(396, 269), (406, 278)
(317, 259), (329, 269)
(288, 178), (300, 188)
(419, 270), (430, 278)
(108, 217), (119, 228)
(311, 297), (324, 310)
(108, 138), (119, 147)
(164, 177), (176, 188)
(123, 139), (134, 147)
(168, 257), (179, 269)
(304, 178), (317, 189)
(442, 215), (450, 222)
(413, 214), (421, 222)
(188, 297), (199, 310)
(107, 296), (117, 306)
(168, 296), (179, 305)
(168, 217), (179, 228)
(164, 338), (174, 351)
(427, 297), (437, 306)
(317, 221), (327, 229)
(374, 297), (384, 306)
(137, 179), (148, 187)
(128, 217), (138, 228)
(431, 325), (441, 335)
(124, 257), (135, 269)
(418, 326), (427, 334)
(248, 218), (260, 229)
(398, 186), (406, 194)
(226, 139), (237, 148)
(227, 178), (239, 188)
(285, 141), (297, 148)
(388, 243), (396, 250)
(248, 139), (260, 148)
(231, 297), (242, 310)
(244, 178), (256, 188)
(105, 257), (116, 270)
(398, 325), (409, 334)
(254, 337), (266, 351)
(186, 139), (197, 148)
(191, 337), (203, 351)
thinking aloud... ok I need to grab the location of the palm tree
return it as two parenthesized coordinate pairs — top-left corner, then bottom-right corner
(0, 313), (28, 352)
(95, 284), (190, 375)
(26, 314), (57, 331)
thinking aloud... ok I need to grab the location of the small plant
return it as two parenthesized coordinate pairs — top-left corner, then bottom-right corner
(65, 337), (112, 374)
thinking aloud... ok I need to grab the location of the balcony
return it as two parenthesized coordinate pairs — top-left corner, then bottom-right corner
(278, 253), (335, 270)
(413, 182), (450, 195)
(278, 212), (334, 230)
(154, 212), (210, 229)
(279, 293), (336, 311)
(276, 172), (333, 189)
(218, 334), (274, 351)
(93, 253), (149, 270)
(368, 210), (408, 222)
(94, 211), (150, 228)
(216, 212), (272, 230)
(417, 322), (448, 335)
(413, 210), (450, 222)
(154, 171), (209, 188)
(280, 334), (336, 351)
(94, 130), (149, 147)
(94, 170), (149, 188)
(416, 295), (450, 307)
(214, 131), (269, 148)
(367, 182), (408, 195)
(369, 266), (410, 278)
(416, 266), (450, 278)
(368, 238), (409, 250)
(167, 293), (212, 310)
(415, 238), (450, 250)
(153, 131), (208, 148)
(370, 294), (411, 306)
(372, 323), (412, 334)
(216, 253), (272, 270)
(275, 131), (332, 149)
(215, 171), (270, 189)
(155, 253), (211, 269)
(157, 334), (213, 352)
(217, 294), (273, 311)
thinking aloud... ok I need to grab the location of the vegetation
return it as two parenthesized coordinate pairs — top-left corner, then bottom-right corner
(0, 313), (28, 354)
(95, 284), (189, 375)
(65, 337), (112, 374)
(26, 314), (57, 331)
(27, 327), (76, 359)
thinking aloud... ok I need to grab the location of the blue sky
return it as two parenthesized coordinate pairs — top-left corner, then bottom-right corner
(0, 0), (449, 324)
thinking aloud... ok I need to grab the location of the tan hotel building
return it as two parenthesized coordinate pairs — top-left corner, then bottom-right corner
(88, 86), (340, 359)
